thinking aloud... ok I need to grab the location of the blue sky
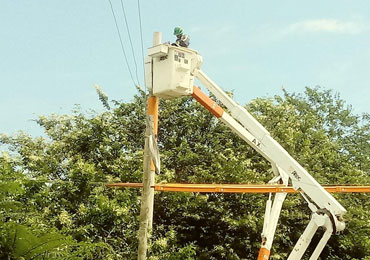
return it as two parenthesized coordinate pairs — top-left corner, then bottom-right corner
(1, 0), (369, 137)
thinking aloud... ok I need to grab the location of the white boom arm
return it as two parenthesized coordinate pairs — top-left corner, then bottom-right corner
(194, 69), (346, 259)
(146, 43), (346, 260)
(196, 69), (346, 217)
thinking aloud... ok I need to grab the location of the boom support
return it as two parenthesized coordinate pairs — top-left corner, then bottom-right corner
(145, 43), (346, 259)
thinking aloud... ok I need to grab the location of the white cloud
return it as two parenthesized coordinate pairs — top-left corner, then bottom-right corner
(284, 19), (368, 34)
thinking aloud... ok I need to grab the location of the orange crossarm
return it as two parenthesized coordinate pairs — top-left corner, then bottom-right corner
(107, 183), (144, 188)
(106, 183), (370, 193)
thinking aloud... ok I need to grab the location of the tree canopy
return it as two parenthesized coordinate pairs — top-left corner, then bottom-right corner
(0, 86), (369, 259)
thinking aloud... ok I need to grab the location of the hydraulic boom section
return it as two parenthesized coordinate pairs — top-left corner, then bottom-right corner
(145, 42), (346, 260)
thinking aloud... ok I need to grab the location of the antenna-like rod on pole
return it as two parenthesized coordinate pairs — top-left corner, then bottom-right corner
(153, 32), (162, 46)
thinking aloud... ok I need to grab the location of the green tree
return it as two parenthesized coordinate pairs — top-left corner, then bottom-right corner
(0, 152), (80, 259)
(0, 86), (368, 259)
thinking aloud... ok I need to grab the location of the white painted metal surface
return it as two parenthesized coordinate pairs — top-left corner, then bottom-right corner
(287, 213), (333, 260)
(147, 44), (202, 99)
(262, 192), (287, 249)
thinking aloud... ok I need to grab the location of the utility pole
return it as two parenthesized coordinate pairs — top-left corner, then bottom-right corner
(137, 32), (161, 260)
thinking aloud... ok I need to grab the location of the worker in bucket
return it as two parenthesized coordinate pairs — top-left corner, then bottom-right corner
(172, 26), (190, 48)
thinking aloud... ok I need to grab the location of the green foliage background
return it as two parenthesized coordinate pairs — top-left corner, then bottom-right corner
(0, 87), (369, 259)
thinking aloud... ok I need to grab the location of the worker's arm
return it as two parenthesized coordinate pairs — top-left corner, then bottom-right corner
(177, 34), (190, 48)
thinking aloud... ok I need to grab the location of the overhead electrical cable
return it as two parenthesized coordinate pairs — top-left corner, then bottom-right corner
(136, 0), (148, 118)
(120, 0), (141, 86)
(137, 0), (146, 94)
(108, 0), (138, 87)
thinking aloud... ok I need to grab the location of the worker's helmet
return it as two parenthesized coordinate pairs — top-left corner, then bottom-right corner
(173, 26), (183, 36)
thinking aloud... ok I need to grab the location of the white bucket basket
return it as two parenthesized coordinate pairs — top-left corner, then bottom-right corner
(146, 44), (202, 99)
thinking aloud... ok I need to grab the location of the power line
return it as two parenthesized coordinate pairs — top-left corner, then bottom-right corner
(108, 0), (138, 87)
(120, 0), (141, 86)
(137, 0), (146, 95)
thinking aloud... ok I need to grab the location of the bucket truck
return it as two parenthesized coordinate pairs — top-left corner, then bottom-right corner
(144, 42), (346, 260)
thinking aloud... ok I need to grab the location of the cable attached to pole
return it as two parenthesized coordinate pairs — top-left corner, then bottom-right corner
(120, 0), (141, 86)
(136, 0), (149, 120)
(137, 0), (146, 95)
(108, 0), (138, 87)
